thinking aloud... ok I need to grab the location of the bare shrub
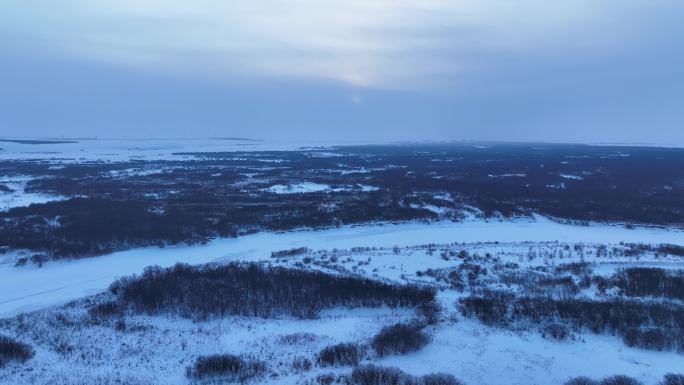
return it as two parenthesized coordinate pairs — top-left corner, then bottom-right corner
(292, 356), (312, 371)
(348, 366), (464, 385)
(662, 374), (684, 385)
(371, 323), (429, 357)
(600, 376), (643, 385)
(0, 334), (34, 367)
(186, 353), (265, 382)
(317, 342), (364, 366)
(349, 365), (405, 385)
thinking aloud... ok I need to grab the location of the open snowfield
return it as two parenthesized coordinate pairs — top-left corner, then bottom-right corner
(0, 138), (366, 163)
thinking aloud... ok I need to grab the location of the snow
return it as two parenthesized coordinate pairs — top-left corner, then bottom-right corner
(265, 182), (331, 194)
(488, 173), (527, 178)
(264, 183), (380, 194)
(0, 138), (377, 163)
(359, 185), (380, 192)
(560, 174), (584, 180)
(410, 203), (452, 216)
(0, 302), (413, 385)
(547, 182), (567, 189)
(1, 215), (683, 318)
(382, 316), (683, 385)
(0, 176), (67, 211)
(0, 216), (683, 384)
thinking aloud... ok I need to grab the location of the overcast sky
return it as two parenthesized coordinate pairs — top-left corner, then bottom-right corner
(1, 0), (683, 143)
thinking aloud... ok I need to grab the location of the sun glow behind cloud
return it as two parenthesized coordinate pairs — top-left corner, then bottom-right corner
(1, 0), (657, 89)
(1, 0), (683, 143)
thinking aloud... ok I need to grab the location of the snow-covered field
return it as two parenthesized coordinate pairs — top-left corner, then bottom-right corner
(0, 138), (365, 162)
(1, 238), (682, 385)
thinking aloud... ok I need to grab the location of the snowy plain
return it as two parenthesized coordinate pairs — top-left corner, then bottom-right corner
(0, 138), (368, 163)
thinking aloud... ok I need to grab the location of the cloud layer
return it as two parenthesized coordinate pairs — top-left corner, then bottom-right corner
(4, 0), (671, 88)
(1, 0), (683, 142)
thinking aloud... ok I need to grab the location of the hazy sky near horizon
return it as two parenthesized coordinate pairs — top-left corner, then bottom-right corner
(1, 1), (683, 143)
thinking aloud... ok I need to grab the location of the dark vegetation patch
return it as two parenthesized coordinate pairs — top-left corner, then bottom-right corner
(658, 244), (684, 257)
(348, 365), (463, 385)
(186, 353), (265, 382)
(555, 262), (593, 276)
(564, 375), (643, 385)
(0, 334), (34, 367)
(110, 262), (435, 319)
(292, 356), (313, 371)
(371, 323), (429, 357)
(499, 271), (580, 298)
(317, 342), (365, 367)
(460, 291), (684, 352)
(277, 332), (318, 345)
(271, 247), (311, 258)
(608, 268), (684, 301)
(416, 300), (441, 326)
(0, 198), (220, 257)
(662, 374), (684, 385)
(2, 143), (684, 260)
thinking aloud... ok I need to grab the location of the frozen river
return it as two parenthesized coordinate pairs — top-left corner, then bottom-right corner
(1, 216), (683, 318)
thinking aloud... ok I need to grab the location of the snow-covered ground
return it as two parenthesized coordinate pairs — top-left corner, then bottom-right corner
(382, 314), (684, 385)
(1, 215), (683, 318)
(1, 251), (682, 385)
(264, 182), (380, 194)
(0, 176), (67, 211)
(0, 138), (366, 163)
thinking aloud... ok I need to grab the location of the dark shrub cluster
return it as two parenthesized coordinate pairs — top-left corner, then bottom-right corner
(611, 268), (684, 301)
(416, 300), (441, 326)
(350, 366), (404, 385)
(565, 375), (642, 385)
(658, 244), (684, 257)
(111, 262), (435, 319)
(460, 291), (684, 351)
(0, 334), (34, 367)
(348, 366), (462, 385)
(0, 198), (220, 258)
(317, 343), (365, 367)
(410, 373), (464, 385)
(662, 374), (684, 385)
(499, 272), (579, 298)
(186, 353), (265, 382)
(271, 247), (310, 258)
(292, 356), (312, 371)
(371, 323), (429, 357)
(555, 262), (593, 276)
